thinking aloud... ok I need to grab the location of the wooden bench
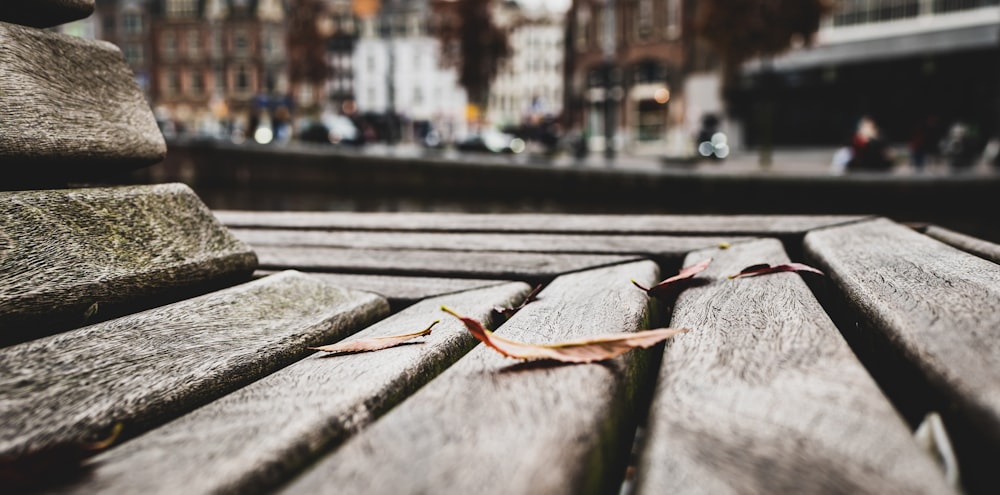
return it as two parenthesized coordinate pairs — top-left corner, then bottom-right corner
(3, 6), (999, 495)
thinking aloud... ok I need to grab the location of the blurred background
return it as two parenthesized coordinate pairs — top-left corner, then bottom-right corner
(55, 0), (1000, 173)
(46, 0), (1000, 242)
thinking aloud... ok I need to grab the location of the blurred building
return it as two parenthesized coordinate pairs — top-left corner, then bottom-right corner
(148, 0), (289, 136)
(487, 1), (565, 129)
(323, 0), (361, 111)
(565, 0), (697, 157)
(731, 0), (1000, 147)
(96, 1), (155, 100)
(354, 0), (468, 142)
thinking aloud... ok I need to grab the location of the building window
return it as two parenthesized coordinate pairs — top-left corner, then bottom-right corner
(637, 98), (666, 142)
(187, 30), (200, 58)
(665, 0), (682, 39)
(263, 30), (280, 57)
(189, 70), (203, 95)
(124, 43), (144, 65)
(265, 71), (277, 92)
(165, 69), (180, 95)
(211, 30), (223, 57)
(123, 13), (141, 34)
(166, 0), (197, 19)
(234, 31), (249, 55)
(214, 67), (226, 92)
(236, 65), (249, 92)
(413, 87), (423, 105)
(575, 6), (590, 51)
(162, 31), (177, 58)
(635, 0), (653, 40)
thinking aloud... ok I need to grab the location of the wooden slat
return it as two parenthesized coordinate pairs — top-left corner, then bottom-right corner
(232, 228), (747, 259)
(254, 245), (643, 282)
(283, 260), (663, 495)
(257, 270), (512, 310)
(216, 211), (868, 236)
(805, 218), (1000, 489)
(0, 271), (388, 459)
(55, 282), (532, 495)
(0, 22), (164, 186)
(0, 0), (93, 28)
(0, 184), (257, 343)
(637, 238), (952, 494)
(923, 225), (1000, 264)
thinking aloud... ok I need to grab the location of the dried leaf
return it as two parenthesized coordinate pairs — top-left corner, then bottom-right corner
(0, 423), (122, 490)
(441, 306), (688, 363)
(310, 321), (439, 354)
(632, 258), (713, 299)
(729, 262), (825, 279)
(493, 284), (543, 319)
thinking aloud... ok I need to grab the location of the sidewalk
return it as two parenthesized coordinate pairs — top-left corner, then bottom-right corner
(545, 147), (1000, 177)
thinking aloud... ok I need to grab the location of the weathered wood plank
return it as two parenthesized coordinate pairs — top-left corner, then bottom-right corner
(637, 238), (952, 495)
(0, 271), (388, 459)
(0, 22), (164, 186)
(923, 225), (1000, 264)
(55, 282), (531, 495)
(216, 211), (869, 236)
(254, 245), (643, 282)
(0, 0), (93, 28)
(805, 218), (1000, 490)
(256, 270), (512, 310)
(283, 260), (663, 495)
(231, 228), (747, 260)
(0, 184), (257, 343)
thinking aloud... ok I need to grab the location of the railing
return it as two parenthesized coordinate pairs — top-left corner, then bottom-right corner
(831, 0), (998, 27)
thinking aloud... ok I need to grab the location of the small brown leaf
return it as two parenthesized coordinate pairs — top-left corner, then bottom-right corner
(729, 262), (825, 279)
(0, 423), (122, 490)
(632, 258), (712, 299)
(441, 306), (688, 363)
(493, 284), (543, 319)
(310, 320), (439, 354)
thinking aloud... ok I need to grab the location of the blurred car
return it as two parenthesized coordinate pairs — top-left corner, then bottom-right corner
(297, 114), (361, 145)
(455, 129), (525, 154)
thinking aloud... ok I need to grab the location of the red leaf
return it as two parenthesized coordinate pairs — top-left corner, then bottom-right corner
(441, 306), (688, 363)
(632, 258), (712, 298)
(729, 262), (825, 279)
(493, 284), (543, 319)
(310, 320), (439, 354)
(0, 423), (122, 490)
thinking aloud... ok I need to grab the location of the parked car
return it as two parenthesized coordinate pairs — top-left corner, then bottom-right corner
(455, 129), (525, 154)
(297, 114), (361, 146)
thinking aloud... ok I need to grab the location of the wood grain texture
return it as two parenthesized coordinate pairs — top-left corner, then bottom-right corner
(231, 228), (748, 260)
(0, 271), (389, 459)
(52, 282), (531, 495)
(0, 184), (258, 342)
(256, 270), (512, 310)
(216, 211), (869, 236)
(805, 219), (1000, 444)
(924, 225), (1000, 264)
(0, 0), (93, 28)
(636, 238), (952, 495)
(254, 245), (643, 282)
(0, 22), (164, 186)
(283, 260), (663, 495)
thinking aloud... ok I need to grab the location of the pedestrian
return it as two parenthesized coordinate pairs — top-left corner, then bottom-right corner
(848, 116), (892, 171)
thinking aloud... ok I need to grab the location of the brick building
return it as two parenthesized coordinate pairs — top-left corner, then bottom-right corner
(565, 0), (699, 157)
(150, 0), (288, 136)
